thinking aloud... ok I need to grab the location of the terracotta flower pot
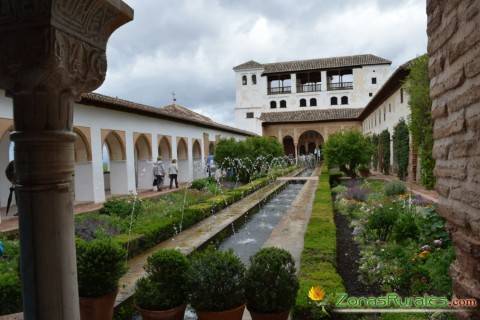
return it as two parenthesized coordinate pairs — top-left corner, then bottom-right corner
(137, 304), (187, 320)
(248, 309), (290, 320)
(79, 290), (117, 320)
(196, 304), (245, 320)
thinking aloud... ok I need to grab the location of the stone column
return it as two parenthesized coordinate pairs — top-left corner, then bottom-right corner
(427, 1), (480, 318)
(0, 2), (133, 319)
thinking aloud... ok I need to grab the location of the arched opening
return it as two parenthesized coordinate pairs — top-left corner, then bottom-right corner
(341, 96), (349, 105)
(331, 97), (338, 105)
(73, 128), (95, 203)
(134, 134), (152, 191)
(208, 142), (215, 155)
(282, 136), (295, 158)
(0, 128), (15, 217)
(298, 130), (324, 156)
(280, 100), (287, 108)
(192, 140), (203, 179)
(299, 98), (307, 107)
(310, 98), (317, 107)
(177, 138), (189, 183)
(270, 101), (277, 109)
(102, 131), (128, 196)
(252, 74), (257, 85)
(242, 75), (247, 85)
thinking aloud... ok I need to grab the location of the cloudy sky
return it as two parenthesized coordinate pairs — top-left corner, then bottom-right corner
(98, 0), (427, 126)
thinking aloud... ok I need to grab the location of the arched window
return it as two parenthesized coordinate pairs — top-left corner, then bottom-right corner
(341, 96), (349, 105)
(330, 97), (338, 105)
(299, 98), (307, 107)
(242, 75), (247, 85)
(252, 74), (257, 85)
(280, 100), (287, 108)
(270, 101), (277, 109)
(310, 98), (317, 107)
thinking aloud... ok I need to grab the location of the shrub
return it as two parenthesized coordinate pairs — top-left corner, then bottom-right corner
(323, 130), (373, 178)
(135, 249), (190, 310)
(245, 247), (299, 314)
(366, 204), (399, 241)
(75, 214), (123, 240)
(330, 185), (347, 196)
(379, 130), (391, 175)
(392, 211), (419, 243)
(191, 177), (217, 191)
(100, 196), (144, 219)
(344, 185), (369, 202)
(393, 119), (410, 180)
(76, 238), (127, 297)
(188, 249), (245, 312)
(384, 180), (407, 196)
(0, 272), (22, 315)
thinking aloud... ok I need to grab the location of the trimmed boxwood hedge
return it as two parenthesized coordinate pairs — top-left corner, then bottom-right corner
(116, 166), (298, 258)
(293, 168), (345, 319)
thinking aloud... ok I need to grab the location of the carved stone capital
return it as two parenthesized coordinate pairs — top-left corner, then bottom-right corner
(0, 0), (133, 97)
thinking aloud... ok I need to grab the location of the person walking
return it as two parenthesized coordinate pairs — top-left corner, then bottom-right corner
(168, 159), (179, 189)
(152, 156), (166, 191)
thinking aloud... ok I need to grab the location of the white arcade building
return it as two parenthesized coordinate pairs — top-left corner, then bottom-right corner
(0, 91), (253, 218)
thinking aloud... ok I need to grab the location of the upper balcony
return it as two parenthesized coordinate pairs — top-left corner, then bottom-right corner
(268, 86), (291, 95)
(327, 82), (353, 91)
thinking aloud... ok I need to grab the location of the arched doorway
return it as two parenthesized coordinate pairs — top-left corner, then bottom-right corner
(298, 130), (324, 155)
(102, 131), (128, 196)
(134, 134), (152, 191)
(192, 140), (203, 180)
(208, 142), (215, 155)
(282, 136), (295, 158)
(73, 128), (94, 203)
(177, 138), (189, 183)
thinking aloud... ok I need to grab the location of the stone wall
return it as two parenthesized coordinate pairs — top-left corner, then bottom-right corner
(427, 0), (480, 317)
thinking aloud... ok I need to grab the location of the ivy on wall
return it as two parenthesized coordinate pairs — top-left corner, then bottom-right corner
(393, 119), (410, 180)
(405, 55), (435, 189)
(379, 129), (391, 175)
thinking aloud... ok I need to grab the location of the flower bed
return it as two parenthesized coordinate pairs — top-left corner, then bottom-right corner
(333, 178), (455, 319)
(293, 168), (345, 319)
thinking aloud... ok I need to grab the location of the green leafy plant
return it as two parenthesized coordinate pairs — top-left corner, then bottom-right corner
(135, 249), (190, 310)
(366, 204), (399, 241)
(323, 130), (373, 178)
(76, 238), (127, 298)
(405, 55), (435, 189)
(188, 249), (246, 312)
(379, 129), (391, 175)
(384, 180), (407, 196)
(392, 210), (419, 243)
(392, 119), (410, 180)
(100, 196), (144, 219)
(245, 247), (299, 314)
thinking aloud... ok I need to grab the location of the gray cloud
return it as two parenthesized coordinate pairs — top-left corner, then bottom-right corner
(98, 0), (427, 126)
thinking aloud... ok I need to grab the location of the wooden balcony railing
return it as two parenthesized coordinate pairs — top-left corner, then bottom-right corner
(327, 82), (353, 91)
(297, 83), (322, 93)
(268, 86), (291, 95)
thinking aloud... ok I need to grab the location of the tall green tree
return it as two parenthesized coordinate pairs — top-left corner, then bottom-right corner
(405, 55), (435, 189)
(393, 119), (410, 180)
(379, 129), (391, 175)
(323, 130), (373, 178)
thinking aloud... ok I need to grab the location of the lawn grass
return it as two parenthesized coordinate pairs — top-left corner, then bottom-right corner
(293, 167), (346, 319)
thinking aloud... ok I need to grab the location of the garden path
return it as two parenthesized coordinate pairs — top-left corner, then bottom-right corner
(369, 172), (439, 203)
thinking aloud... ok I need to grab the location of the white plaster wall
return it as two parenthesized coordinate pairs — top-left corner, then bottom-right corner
(234, 64), (392, 134)
(109, 161), (129, 195)
(136, 160), (152, 190)
(74, 163), (94, 202)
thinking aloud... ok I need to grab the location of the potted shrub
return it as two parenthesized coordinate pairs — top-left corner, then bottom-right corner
(358, 164), (371, 177)
(76, 238), (127, 320)
(135, 249), (190, 320)
(188, 249), (246, 320)
(245, 248), (299, 320)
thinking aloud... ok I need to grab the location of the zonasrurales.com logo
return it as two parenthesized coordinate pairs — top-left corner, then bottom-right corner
(308, 287), (478, 314)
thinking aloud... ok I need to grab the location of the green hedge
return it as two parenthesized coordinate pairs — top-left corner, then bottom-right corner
(116, 166), (297, 258)
(293, 168), (345, 320)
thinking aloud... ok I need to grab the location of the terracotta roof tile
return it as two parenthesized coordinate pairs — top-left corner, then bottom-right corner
(260, 108), (363, 123)
(234, 54), (391, 73)
(80, 93), (255, 136)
